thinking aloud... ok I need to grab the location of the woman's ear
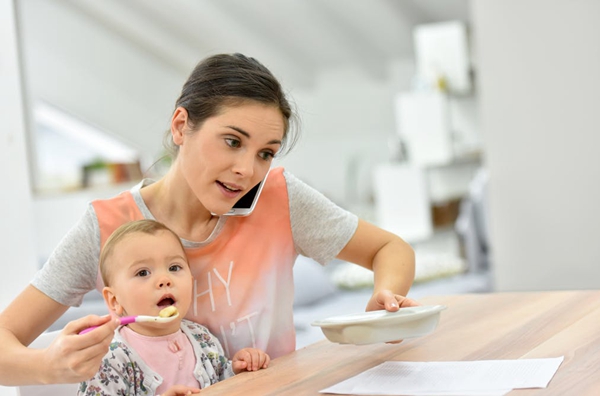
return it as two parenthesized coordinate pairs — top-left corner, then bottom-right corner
(171, 107), (189, 146)
(102, 287), (125, 316)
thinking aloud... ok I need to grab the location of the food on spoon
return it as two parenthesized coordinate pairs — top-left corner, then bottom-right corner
(159, 306), (179, 318)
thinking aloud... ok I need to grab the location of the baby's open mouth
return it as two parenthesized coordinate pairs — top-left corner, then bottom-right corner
(157, 297), (175, 307)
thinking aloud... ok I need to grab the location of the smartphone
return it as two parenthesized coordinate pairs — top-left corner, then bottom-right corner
(221, 169), (270, 216)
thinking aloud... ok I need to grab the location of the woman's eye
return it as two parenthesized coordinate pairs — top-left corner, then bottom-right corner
(259, 151), (275, 161)
(225, 138), (241, 148)
(136, 269), (149, 277)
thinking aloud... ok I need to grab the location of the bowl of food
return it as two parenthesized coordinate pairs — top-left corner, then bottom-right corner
(311, 305), (446, 345)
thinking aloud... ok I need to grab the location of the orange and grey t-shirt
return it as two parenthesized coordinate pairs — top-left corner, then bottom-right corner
(32, 167), (358, 358)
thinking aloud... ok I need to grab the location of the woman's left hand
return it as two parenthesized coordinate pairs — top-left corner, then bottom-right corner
(366, 290), (420, 344)
(365, 289), (420, 313)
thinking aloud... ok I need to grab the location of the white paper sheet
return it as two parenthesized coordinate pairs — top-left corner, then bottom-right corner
(320, 357), (564, 395)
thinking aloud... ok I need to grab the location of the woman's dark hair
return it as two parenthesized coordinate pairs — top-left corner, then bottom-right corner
(164, 53), (299, 157)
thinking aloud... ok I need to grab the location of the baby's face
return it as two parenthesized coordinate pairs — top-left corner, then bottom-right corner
(104, 230), (192, 335)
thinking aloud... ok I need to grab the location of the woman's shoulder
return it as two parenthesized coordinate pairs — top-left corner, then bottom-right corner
(254, 166), (290, 206)
(90, 181), (148, 238)
(265, 166), (314, 196)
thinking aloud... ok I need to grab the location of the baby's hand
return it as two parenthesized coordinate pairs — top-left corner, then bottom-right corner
(232, 348), (270, 374)
(158, 385), (201, 396)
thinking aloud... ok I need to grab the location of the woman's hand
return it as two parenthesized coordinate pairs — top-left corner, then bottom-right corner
(366, 290), (420, 344)
(231, 347), (270, 374)
(366, 289), (420, 313)
(43, 314), (119, 383)
(159, 385), (201, 395)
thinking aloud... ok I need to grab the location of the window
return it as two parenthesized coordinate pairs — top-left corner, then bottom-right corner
(32, 101), (141, 192)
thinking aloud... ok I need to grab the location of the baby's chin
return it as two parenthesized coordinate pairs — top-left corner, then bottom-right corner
(129, 320), (182, 337)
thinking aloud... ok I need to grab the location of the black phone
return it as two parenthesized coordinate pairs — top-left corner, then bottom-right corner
(222, 169), (270, 216)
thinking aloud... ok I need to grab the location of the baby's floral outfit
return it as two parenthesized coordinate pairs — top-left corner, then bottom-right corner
(78, 319), (234, 395)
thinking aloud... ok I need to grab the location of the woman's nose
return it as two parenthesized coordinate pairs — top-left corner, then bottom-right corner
(232, 152), (255, 177)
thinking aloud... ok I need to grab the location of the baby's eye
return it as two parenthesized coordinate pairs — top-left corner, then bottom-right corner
(135, 269), (150, 277)
(225, 138), (241, 148)
(169, 264), (183, 272)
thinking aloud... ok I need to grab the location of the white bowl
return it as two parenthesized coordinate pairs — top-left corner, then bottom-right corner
(311, 305), (447, 345)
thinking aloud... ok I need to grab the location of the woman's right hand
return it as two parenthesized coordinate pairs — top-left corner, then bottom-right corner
(43, 314), (119, 383)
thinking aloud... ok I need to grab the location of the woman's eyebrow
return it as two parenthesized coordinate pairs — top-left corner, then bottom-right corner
(227, 125), (282, 145)
(227, 125), (250, 137)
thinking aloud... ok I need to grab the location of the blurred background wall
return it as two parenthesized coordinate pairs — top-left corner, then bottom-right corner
(0, 0), (37, 312)
(473, 0), (600, 290)
(2, 0), (599, 301)
(2, 0), (600, 299)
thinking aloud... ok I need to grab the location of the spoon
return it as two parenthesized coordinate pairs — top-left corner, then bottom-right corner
(79, 306), (179, 335)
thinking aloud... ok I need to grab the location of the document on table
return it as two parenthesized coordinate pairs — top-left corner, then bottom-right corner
(320, 357), (564, 396)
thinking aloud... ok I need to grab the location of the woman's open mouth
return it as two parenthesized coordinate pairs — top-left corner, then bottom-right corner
(217, 181), (243, 198)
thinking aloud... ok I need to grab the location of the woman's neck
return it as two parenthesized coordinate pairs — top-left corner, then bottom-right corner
(140, 169), (219, 242)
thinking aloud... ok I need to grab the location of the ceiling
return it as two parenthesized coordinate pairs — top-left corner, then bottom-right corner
(57, 0), (471, 89)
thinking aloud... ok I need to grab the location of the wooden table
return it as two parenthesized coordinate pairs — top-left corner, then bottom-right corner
(201, 291), (600, 395)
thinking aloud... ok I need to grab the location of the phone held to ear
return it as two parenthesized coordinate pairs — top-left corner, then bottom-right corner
(221, 169), (270, 216)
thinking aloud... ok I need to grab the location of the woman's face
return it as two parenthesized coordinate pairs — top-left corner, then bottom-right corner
(174, 102), (285, 215)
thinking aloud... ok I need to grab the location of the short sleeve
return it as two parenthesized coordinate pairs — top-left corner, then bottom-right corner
(284, 170), (358, 264)
(31, 205), (101, 306)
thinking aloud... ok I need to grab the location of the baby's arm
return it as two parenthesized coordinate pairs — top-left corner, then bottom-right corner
(231, 348), (270, 374)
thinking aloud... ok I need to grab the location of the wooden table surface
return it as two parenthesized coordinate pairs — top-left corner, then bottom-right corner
(201, 290), (600, 395)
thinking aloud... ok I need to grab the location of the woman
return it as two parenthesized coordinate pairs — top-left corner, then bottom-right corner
(0, 53), (416, 386)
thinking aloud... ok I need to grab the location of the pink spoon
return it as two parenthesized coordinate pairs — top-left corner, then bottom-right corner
(79, 311), (179, 335)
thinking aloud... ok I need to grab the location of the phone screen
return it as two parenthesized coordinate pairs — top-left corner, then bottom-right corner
(232, 182), (261, 209)
(220, 169), (271, 216)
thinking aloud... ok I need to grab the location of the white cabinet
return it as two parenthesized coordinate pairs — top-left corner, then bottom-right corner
(377, 86), (482, 243)
(373, 163), (433, 243)
(395, 91), (453, 167)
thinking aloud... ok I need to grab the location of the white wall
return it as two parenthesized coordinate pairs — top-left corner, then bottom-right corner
(0, 0), (37, 312)
(17, 0), (192, 265)
(473, 0), (600, 291)
(0, 1), (36, 394)
(18, 0), (481, 268)
(18, 0), (417, 212)
(18, 0), (185, 166)
(277, 59), (415, 212)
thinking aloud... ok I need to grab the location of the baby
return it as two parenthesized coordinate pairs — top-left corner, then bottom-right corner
(78, 219), (269, 396)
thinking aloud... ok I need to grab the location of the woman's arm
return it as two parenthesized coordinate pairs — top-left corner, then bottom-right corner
(283, 170), (417, 310)
(336, 219), (417, 311)
(0, 285), (118, 385)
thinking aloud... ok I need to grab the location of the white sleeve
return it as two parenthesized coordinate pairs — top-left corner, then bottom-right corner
(284, 170), (358, 265)
(31, 205), (101, 307)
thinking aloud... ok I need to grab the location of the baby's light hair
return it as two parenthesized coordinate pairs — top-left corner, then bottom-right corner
(100, 219), (186, 286)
